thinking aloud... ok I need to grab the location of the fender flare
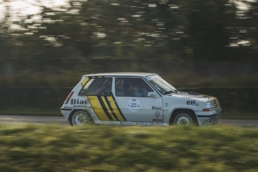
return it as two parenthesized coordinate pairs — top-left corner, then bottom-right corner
(68, 109), (92, 122)
(168, 108), (199, 126)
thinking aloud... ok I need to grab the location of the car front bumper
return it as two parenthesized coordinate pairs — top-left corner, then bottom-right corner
(195, 107), (222, 126)
(60, 107), (73, 121)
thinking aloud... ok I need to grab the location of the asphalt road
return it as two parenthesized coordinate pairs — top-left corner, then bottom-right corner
(0, 115), (258, 127)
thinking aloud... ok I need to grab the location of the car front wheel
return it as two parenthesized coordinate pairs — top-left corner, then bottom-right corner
(171, 110), (198, 126)
(69, 111), (91, 126)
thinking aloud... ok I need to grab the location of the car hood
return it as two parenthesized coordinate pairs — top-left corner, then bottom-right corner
(165, 91), (213, 102)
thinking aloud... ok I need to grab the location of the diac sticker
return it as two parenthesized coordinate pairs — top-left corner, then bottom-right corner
(127, 98), (140, 112)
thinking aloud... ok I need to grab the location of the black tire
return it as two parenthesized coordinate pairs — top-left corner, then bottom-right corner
(69, 111), (92, 126)
(170, 110), (198, 126)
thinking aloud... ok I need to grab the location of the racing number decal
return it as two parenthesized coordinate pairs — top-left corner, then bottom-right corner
(88, 96), (126, 121)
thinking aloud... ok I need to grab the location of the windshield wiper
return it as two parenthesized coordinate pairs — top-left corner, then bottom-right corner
(163, 90), (180, 95)
(163, 90), (175, 95)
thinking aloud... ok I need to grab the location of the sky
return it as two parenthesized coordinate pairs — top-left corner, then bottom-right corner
(1, 0), (255, 17)
(0, 0), (254, 31)
(0, 0), (69, 20)
(0, 0), (253, 21)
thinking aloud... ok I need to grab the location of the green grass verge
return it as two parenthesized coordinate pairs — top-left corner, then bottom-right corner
(0, 124), (258, 172)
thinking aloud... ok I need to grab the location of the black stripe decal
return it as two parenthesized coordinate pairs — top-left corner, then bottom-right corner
(111, 93), (126, 121)
(104, 96), (119, 121)
(61, 108), (72, 111)
(88, 76), (105, 79)
(97, 96), (113, 121)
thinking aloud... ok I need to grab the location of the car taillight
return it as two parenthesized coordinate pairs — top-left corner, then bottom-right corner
(65, 91), (74, 104)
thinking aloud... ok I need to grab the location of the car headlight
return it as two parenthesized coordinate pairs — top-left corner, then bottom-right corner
(205, 101), (213, 108)
(203, 101), (214, 111)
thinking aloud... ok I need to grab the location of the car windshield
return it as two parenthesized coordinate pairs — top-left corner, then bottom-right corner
(146, 75), (176, 95)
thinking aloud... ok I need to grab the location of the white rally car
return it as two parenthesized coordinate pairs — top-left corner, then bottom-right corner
(60, 72), (221, 126)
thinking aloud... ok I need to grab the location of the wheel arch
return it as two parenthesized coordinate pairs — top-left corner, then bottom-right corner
(169, 109), (199, 126)
(68, 109), (92, 121)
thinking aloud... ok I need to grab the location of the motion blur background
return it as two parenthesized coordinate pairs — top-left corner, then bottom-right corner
(0, 0), (258, 118)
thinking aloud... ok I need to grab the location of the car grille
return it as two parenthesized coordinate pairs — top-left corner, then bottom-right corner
(209, 113), (221, 123)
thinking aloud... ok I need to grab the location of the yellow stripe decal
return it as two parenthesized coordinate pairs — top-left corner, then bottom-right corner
(81, 77), (89, 87)
(88, 96), (109, 121)
(107, 96), (125, 121)
(103, 96), (119, 121)
(101, 96), (116, 121)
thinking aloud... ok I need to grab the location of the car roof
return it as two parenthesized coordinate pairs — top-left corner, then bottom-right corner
(83, 72), (157, 77)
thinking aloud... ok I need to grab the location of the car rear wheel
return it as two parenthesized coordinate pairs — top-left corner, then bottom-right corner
(69, 111), (91, 126)
(171, 110), (198, 126)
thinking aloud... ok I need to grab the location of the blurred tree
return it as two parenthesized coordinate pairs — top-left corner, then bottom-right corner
(236, 0), (258, 62)
(1, 0), (258, 79)
(7, 0), (94, 74)
(0, 0), (11, 75)
(179, 0), (238, 61)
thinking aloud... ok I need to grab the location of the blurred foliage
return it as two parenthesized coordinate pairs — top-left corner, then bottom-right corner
(1, 0), (258, 84)
(1, 87), (258, 119)
(0, 124), (258, 171)
(1, 0), (258, 116)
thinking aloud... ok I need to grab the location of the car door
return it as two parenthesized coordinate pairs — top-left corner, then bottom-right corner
(78, 76), (126, 122)
(113, 77), (164, 123)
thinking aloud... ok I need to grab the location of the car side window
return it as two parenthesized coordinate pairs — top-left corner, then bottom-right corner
(79, 78), (112, 96)
(115, 78), (153, 97)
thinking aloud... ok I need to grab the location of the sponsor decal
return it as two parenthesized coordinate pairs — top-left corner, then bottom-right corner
(164, 102), (168, 107)
(127, 98), (140, 112)
(186, 100), (196, 105)
(70, 99), (89, 105)
(120, 121), (163, 125)
(74, 105), (88, 108)
(152, 106), (162, 110)
(153, 119), (163, 122)
(145, 98), (161, 102)
(153, 111), (163, 122)
(155, 111), (160, 118)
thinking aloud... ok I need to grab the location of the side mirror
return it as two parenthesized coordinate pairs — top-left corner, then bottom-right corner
(148, 92), (156, 97)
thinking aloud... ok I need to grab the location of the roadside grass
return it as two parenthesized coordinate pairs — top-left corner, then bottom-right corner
(0, 124), (258, 172)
